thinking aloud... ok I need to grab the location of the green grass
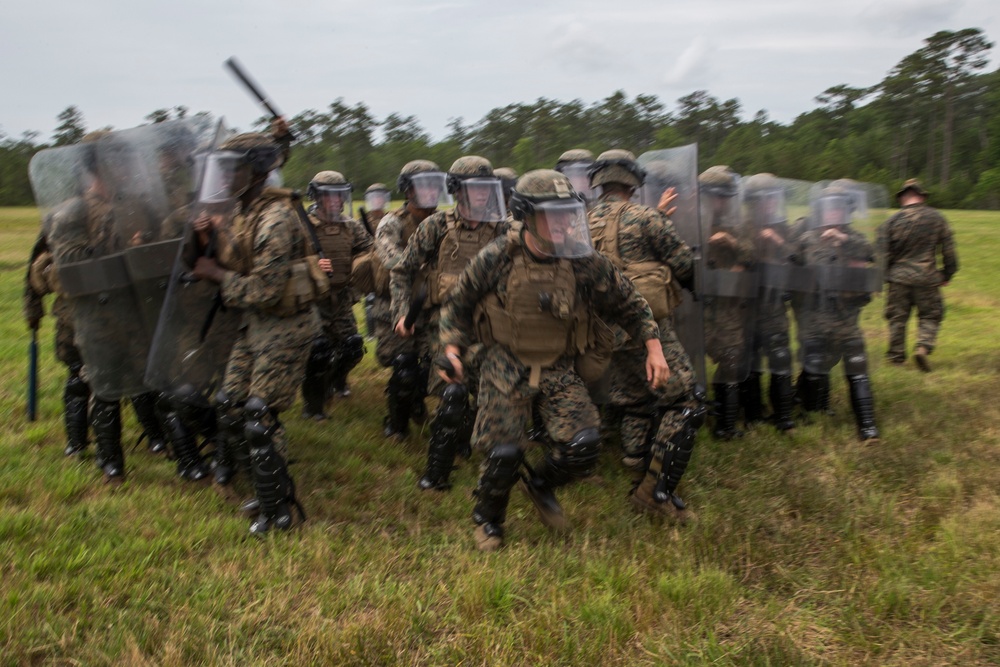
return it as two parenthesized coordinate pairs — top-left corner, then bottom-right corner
(1, 207), (998, 666)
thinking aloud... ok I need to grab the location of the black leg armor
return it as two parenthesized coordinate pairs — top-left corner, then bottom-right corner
(92, 397), (124, 481)
(844, 338), (877, 440)
(768, 373), (796, 431)
(214, 390), (249, 486)
(245, 397), (303, 535)
(302, 336), (332, 420)
(410, 356), (430, 425)
(472, 443), (524, 540)
(419, 383), (469, 490)
(385, 353), (419, 439)
(799, 372), (830, 413)
(633, 403), (706, 515)
(329, 334), (365, 396)
(739, 372), (764, 424)
(712, 382), (743, 440)
(522, 427), (601, 530)
(63, 363), (90, 456)
(130, 392), (167, 455)
(164, 385), (212, 482)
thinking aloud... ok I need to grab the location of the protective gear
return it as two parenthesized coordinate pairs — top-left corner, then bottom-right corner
(494, 167), (518, 204)
(419, 382), (470, 490)
(589, 149), (645, 190)
(129, 391), (167, 455)
(328, 334), (365, 397)
(447, 156), (506, 223)
(424, 213), (501, 306)
(712, 383), (743, 440)
(308, 170), (352, 221)
(848, 375), (879, 441)
(631, 403), (705, 519)
(554, 148), (595, 202)
(302, 336), (332, 420)
(472, 443), (524, 551)
(384, 353), (420, 439)
(92, 397), (124, 482)
(510, 169), (591, 259)
(739, 372), (765, 425)
(63, 363), (90, 456)
(397, 160), (450, 209)
(213, 390), (248, 486)
(798, 371), (831, 413)
(768, 373), (796, 432)
(521, 427), (600, 530)
(363, 183), (391, 212)
(245, 397), (302, 535)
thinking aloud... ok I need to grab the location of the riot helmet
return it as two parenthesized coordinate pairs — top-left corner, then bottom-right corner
(742, 173), (787, 228)
(397, 159), (450, 209)
(510, 169), (592, 259)
(447, 155), (506, 223)
(202, 133), (284, 200)
(809, 183), (856, 229)
(588, 149), (646, 196)
(363, 182), (391, 212)
(555, 148), (595, 201)
(308, 170), (352, 221)
(699, 165), (742, 229)
(494, 167), (518, 205)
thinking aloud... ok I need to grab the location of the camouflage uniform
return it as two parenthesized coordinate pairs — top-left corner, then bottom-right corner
(878, 194), (958, 366)
(588, 195), (698, 471)
(440, 213), (660, 549)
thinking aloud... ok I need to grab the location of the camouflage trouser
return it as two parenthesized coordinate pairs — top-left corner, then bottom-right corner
(372, 296), (434, 368)
(223, 308), (319, 413)
(607, 321), (698, 461)
(53, 301), (83, 369)
(316, 288), (359, 346)
(705, 299), (750, 384)
(473, 353), (599, 453)
(885, 282), (944, 359)
(750, 300), (791, 375)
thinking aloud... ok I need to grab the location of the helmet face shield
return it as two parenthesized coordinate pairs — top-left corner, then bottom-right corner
(199, 150), (250, 202)
(456, 177), (506, 223)
(812, 194), (852, 228)
(557, 162), (594, 202)
(312, 183), (352, 220)
(364, 189), (391, 211)
(527, 198), (593, 258)
(408, 171), (451, 208)
(701, 189), (742, 230)
(744, 187), (787, 228)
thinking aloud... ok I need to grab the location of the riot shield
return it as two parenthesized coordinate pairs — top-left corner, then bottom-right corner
(145, 128), (246, 402)
(791, 180), (885, 375)
(30, 118), (215, 400)
(698, 168), (756, 386)
(636, 145), (706, 385)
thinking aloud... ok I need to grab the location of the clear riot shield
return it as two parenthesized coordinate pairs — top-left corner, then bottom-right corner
(145, 130), (245, 402)
(697, 170), (756, 386)
(791, 180), (885, 375)
(636, 145), (706, 386)
(30, 118), (213, 400)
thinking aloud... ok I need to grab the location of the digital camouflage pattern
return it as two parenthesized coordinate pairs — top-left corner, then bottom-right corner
(877, 202), (958, 358)
(439, 229), (659, 450)
(218, 188), (320, 412)
(310, 211), (373, 343)
(24, 241), (82, 367)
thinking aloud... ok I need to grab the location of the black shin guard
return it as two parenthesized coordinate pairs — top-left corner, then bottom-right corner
(385, 353), (419, 438)
(245, 398), (302, 535)
(214, 391), (247, 486)
(799, 372), (830, 413)
(635, 404), (706, 512)
(329, 334), (365, 395)
(739, 372), (764, 424)
(302, 337), (332, 418)
(847, 374), (878, 441)
(712, 383), (743, 439)
(419, 383), (469, 490)
(63, 364), (90, 456)
(472, 443), (524, 538)
(92, 398), (124, 480)
(130, 392), (167, 455)
(768, 373), (795, 431)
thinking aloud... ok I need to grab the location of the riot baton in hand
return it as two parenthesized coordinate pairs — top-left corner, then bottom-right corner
(224, 56), (296, 141)
(290, 193), (333, 277)
(27, 329), (38, 421)
(359, 208), (374, 237)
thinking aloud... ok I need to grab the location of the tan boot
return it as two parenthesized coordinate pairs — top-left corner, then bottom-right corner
(914, 346), (931, 373)
(630, 478), (694, 524)
(474, 524), (503, 552)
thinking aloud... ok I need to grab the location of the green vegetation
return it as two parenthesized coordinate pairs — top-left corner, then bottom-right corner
(1, 205), (998, 665)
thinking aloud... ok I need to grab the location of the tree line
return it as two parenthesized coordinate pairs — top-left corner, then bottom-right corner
(1, 28), (996, 209)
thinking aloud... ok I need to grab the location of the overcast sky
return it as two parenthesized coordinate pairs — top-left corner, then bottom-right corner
(2, 0), (997, 142)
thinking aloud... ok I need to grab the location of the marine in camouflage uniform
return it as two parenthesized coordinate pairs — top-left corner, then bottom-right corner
(438, 169), (670, 551)
(43, 133), (170, 482)
(791, 184), (879, 441)
(371, 160), (449, 439)
(587, 150), (703, 520)
(362, 182), (392, 230)
(554, 148), (596, 204)
(739, 174), (796, 432)
(192, 125), (321, 534)
(877, 179), (958, 372)
(300, 171), (373, 419)
(700, 166), (756, 439)
(390, 156), (509, 490)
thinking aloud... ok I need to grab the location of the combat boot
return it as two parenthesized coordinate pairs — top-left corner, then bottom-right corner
(630, 405), (704, 523)
(914, 345), (931, 373)
(92, 398), (124, 484)
(847, 375), (879, 442)
(130, 392), (167, 455)
(245, 398), (303, 535)
(712, 383), (743, 440)
(63, 365), (90, 456)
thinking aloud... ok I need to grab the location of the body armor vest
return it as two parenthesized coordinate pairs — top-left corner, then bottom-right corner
(590, 201), (680, 319)
(477, 238), (591, 387)
(313, 215), (354, 290)
(373, 210), (419, 297)
(426, 212), (497, 306)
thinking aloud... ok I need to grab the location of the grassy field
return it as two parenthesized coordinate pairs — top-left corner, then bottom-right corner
(1, 206), (998, 666)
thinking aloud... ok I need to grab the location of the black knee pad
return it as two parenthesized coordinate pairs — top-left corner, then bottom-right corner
(684, 403), (708, 431)
(307, 336), (333, 372)
(389, 353), (420, 400)
(343, 334), (365, 367)
(802, 339), (828, 374)
(553, 427), (601, 476)
(64, 369), (90, 399)
(766, 333), (792, 375)
(436, 383), (469, 430)
(843, 338), (868, 377)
